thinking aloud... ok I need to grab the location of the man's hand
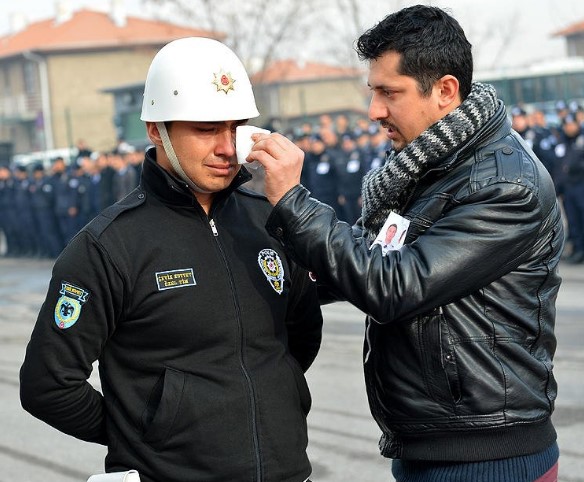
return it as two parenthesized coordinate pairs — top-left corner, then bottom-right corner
(247, 133), (304, 206)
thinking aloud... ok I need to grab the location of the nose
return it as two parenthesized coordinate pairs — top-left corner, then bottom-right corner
(215, 127), (236, 158)
(368, 93), (388, 122)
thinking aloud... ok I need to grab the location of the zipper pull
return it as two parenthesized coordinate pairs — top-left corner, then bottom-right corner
(209, 218), (218, 236)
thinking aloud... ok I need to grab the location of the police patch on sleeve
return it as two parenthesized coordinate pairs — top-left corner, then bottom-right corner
(258, 249), (284, 295)
(54, 282), (90, 329)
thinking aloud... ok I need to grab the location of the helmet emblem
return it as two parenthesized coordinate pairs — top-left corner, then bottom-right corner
(212, 69), (236, 94)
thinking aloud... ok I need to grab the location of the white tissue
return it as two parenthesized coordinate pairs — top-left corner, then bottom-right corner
(236, 125), (271, 165)
(87, 470), (141, 482)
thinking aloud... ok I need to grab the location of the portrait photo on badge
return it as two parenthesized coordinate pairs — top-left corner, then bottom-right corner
(371, 211), (410, 255)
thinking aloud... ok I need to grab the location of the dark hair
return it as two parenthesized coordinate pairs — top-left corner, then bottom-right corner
(355, 5), (473, 100)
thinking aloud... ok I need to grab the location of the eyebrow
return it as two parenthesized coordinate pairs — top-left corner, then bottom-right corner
(367, 81), (388, 90)
(197, 120), (249, 127)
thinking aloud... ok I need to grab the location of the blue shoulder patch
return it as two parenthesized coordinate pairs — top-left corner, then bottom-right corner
(54, 281), (90, 329)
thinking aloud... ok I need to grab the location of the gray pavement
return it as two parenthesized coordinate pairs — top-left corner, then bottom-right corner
(0, 257), (582, 481)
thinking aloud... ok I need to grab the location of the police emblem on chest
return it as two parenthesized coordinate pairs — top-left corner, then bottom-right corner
(257, 249), (284, 295)
(54, 282), (89, 329)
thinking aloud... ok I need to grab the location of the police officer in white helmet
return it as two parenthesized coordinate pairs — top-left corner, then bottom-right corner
(20, 37), (322, 482)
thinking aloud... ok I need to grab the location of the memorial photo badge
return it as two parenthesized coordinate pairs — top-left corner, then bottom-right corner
(371, 211), (410, 255)
(54, 282), (89, 329)
(258, 249), (284, 295)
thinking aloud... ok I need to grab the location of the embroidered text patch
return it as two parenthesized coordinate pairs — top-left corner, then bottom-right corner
(155, 268), (196, 291)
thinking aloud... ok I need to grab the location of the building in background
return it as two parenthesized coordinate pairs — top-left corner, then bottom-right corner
(250, 59), (367, 132)
(102, 81), (152, 152)
(553, 17), (584, 58)
(0, 3), (222, 162)
(474, 57), (584, 113)
(475, 16), (584, 113)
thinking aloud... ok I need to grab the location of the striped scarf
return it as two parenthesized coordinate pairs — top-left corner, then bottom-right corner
(361, 82), (498, 240)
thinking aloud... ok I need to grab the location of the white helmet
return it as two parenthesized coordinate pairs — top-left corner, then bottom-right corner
(141, 37), (259, 122)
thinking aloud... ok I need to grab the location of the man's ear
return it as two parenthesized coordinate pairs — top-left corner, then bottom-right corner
(436, 75), (460, 108)
(146, 122), (163, 147)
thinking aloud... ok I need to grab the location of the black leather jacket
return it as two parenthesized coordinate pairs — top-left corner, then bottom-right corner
(266, 103), (564, 462)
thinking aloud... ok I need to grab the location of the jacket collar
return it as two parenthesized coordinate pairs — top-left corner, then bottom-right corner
(140, 147), (252, 207)
(437, 100), (509, 173)
(404, 101), (509, 212)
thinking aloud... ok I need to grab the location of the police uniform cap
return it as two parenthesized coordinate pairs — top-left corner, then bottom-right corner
(511, 106), (526, 117)
(568, 100), (582, 113)
(293, 131), (310, 141)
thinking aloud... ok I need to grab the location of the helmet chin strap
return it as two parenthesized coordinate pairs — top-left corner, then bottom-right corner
(156, 122), (212, 194)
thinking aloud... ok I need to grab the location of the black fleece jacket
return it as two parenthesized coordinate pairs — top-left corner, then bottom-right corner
(20, 150), (323, 482)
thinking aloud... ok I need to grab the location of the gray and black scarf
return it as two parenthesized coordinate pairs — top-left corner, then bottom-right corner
(361, 82), (499, 241)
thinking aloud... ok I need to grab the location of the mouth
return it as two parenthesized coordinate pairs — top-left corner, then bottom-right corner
(380, 121), (402, 143)
(207, 163), (236, 176)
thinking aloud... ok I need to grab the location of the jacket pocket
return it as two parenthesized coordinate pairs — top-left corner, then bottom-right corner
(419, 310), (462, 406)
(141, 367), (185, 447)
(285, 354), (312, 415)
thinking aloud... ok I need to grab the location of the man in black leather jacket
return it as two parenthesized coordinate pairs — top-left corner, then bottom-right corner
(248, 5), (564, 482)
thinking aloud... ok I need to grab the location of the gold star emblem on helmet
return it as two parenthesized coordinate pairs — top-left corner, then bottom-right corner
(212, 70), (236, 94)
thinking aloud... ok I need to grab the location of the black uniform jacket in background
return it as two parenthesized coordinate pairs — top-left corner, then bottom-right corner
(20, 150), (323, 482)
(266, 103), (564, 463)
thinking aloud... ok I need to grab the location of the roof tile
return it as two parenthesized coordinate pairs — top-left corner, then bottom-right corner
(552, 19), (584, 37)
(0, 9), (223, 58)
(251, 59), (363, 85)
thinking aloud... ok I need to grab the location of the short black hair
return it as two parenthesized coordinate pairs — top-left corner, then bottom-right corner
(355, 5), (473, 100)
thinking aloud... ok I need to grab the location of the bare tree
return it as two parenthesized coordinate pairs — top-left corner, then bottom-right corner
(143, 0), (424, 70)
(306, 0), (427, 67)
(141, 0), (518, 72)
(464, 9), (521, 71)
(144, 0), (330, 74)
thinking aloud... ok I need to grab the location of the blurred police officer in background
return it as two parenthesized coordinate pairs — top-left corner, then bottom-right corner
(336, 133), (365, 224)
(0, 164), (18, 256)
(30, 164), (63, 258)
(302, 133), (339, 211)
(51, 155), (77, 248)
(13, 165), (38, 257)
(511, 106), (558, 182)
(555, 113), (584, 264)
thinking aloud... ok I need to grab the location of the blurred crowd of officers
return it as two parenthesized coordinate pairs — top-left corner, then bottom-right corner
(1, 103), (584, 263)
(0, 144), (144, 258)
(510, 100), (584, 264)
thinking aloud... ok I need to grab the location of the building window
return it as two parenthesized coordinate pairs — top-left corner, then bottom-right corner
(2, 68), (11, 95)
(23, 61), (37, 95)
